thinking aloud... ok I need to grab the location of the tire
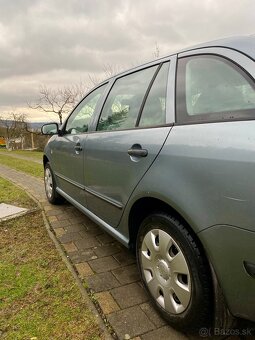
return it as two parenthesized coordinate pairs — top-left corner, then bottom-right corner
(44, 162), (64, 204)
(136, 212), (213, 333)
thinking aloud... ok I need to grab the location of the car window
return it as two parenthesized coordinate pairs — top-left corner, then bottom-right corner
(176, 55), (255, 123)
(139, 62), (170, 127)
(97, 66), (158, 131)
(65, 84), (107, 134)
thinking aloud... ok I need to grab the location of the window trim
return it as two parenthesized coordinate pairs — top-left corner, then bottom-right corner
(138, 61), (171, 128)
(135, 63), (162, 126)
(86, 122), (174, 134)
(176, 53), (255, 125)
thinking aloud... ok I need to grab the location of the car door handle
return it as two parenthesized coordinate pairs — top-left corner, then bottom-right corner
(128, 144), (148, 157)
(74, 143), (82, 152)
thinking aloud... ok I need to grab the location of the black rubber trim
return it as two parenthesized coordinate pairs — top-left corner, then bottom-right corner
(135, 63), (162, 127)
(244, 261), (255, 278)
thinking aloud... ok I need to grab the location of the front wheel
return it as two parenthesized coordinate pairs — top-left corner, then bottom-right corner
(136, 212), (213, 332)
(44, 163), (64, 204)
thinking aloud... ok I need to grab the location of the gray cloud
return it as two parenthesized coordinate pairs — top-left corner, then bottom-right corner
(0, 0), (254, 121)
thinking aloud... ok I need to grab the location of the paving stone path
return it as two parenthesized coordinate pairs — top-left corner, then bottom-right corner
(0, 163), (249, 340)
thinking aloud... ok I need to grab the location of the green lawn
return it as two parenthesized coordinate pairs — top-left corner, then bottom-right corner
(0, 149), (43, 160)
(0, 154), (43, 178)
(0, 177), (37, 208)
(0, 178), (102, 339)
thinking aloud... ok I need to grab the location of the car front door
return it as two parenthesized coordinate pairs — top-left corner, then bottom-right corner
(84, 58), (175, 227)
(50, 83), (108, 205)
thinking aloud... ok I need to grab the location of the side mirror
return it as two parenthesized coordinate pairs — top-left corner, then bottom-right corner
(41, 123), (59, 135)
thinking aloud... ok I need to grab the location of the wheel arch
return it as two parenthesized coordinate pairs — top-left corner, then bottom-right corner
(128, 196), (207, 258)
(43, 155), (49, 167)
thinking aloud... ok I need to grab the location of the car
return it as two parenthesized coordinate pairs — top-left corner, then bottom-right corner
(42, 35), (255, 333)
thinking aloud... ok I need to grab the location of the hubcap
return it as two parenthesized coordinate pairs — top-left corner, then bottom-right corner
(141, 229), (191, 314)
(156, 259), (170, 281)
(45, 168), (53, 199)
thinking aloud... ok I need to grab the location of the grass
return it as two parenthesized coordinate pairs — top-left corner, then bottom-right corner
(0, 149), (43, 160)
(0, 154), (43, 178)
(0, 178), (102, 339)
(0, 177), (37, 208)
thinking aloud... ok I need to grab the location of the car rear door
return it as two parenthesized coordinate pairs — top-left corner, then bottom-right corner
(84, 57), (176, 227)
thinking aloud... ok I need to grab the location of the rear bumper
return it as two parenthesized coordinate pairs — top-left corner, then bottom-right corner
(198, 225), (255, 322)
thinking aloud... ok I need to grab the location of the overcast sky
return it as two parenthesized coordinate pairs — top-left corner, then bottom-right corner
(0, 0), (254, 122)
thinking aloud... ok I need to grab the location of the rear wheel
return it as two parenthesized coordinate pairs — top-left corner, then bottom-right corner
(44, 162), (64, 204)
(136, 212), (213, 332)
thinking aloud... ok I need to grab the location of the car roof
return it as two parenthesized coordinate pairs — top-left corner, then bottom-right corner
(179, 35), (255, 59)
(98, 35), (254, 86)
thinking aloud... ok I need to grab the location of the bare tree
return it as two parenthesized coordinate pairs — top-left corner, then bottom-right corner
(0, 113), (28, 149)
(88, 63), (125, 87)
(152, 42), (160, 59)
(29, 83), (89, 124)
(103, 63), (124, 78)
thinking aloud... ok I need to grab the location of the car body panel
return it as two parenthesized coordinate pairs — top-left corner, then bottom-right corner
(84, 126), (172, 227)
(198, 225), (255, 322)
(50, 133), (87, 205)
(119, 120), (255, 236)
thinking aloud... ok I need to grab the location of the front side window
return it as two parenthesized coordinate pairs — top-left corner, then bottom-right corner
(65, 84), (107, 134)
(97, 66), (158, 131)
(176, 55), (255, 123)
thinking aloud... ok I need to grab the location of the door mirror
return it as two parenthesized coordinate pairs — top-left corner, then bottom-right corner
(41, 123), (59, 135)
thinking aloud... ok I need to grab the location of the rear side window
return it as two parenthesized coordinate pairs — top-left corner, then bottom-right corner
(139, 62), (170, 127)
(176, 55), (255, 124)
(97, 66), (157, 131)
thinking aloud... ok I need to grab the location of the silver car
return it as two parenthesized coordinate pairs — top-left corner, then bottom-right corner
(42, 36), (255, 332)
